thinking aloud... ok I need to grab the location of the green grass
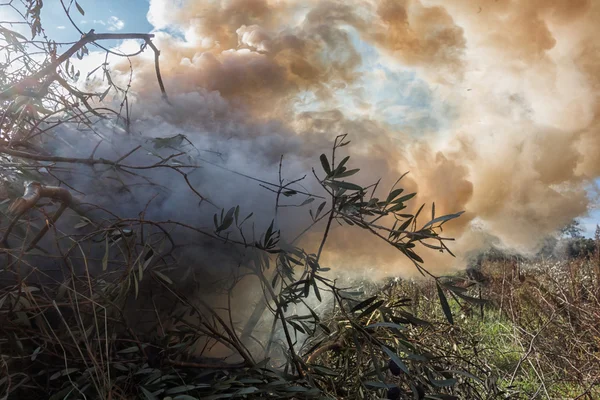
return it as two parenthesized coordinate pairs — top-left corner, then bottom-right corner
(404, 277), (598, 399)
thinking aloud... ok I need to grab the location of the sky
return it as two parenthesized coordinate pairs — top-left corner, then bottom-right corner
(41, 0), (153, 41)
(582, 208), (600, 237)
(4, 0), (600, 271)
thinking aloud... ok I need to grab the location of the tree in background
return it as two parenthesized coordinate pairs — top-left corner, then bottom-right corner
(560, 219), (585, 239)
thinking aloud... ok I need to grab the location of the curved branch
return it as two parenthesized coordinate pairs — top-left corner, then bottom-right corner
(7, 181), (72, 216)
(2, 182), (73, 251)
(305, 340), (343, 364)
(0, 30), (169, 102)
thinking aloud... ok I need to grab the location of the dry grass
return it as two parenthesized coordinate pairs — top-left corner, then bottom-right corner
(477, 255), (600, 399)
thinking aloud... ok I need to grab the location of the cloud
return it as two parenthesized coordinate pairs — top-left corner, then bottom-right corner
(56, 25), (66, 30)
(107, 16), (125, 31)
(90, 16), (124, 31)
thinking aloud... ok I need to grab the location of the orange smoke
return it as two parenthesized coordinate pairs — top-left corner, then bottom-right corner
(89, 0), (600, 276)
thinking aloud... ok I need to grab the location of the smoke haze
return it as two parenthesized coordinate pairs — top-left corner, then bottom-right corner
(74, 0), (600, 277)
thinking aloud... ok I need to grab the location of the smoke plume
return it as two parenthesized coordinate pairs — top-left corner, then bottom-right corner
(74, 0), (600, 277)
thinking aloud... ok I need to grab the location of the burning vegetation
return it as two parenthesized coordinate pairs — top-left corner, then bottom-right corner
(1, 0), (600, 399)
